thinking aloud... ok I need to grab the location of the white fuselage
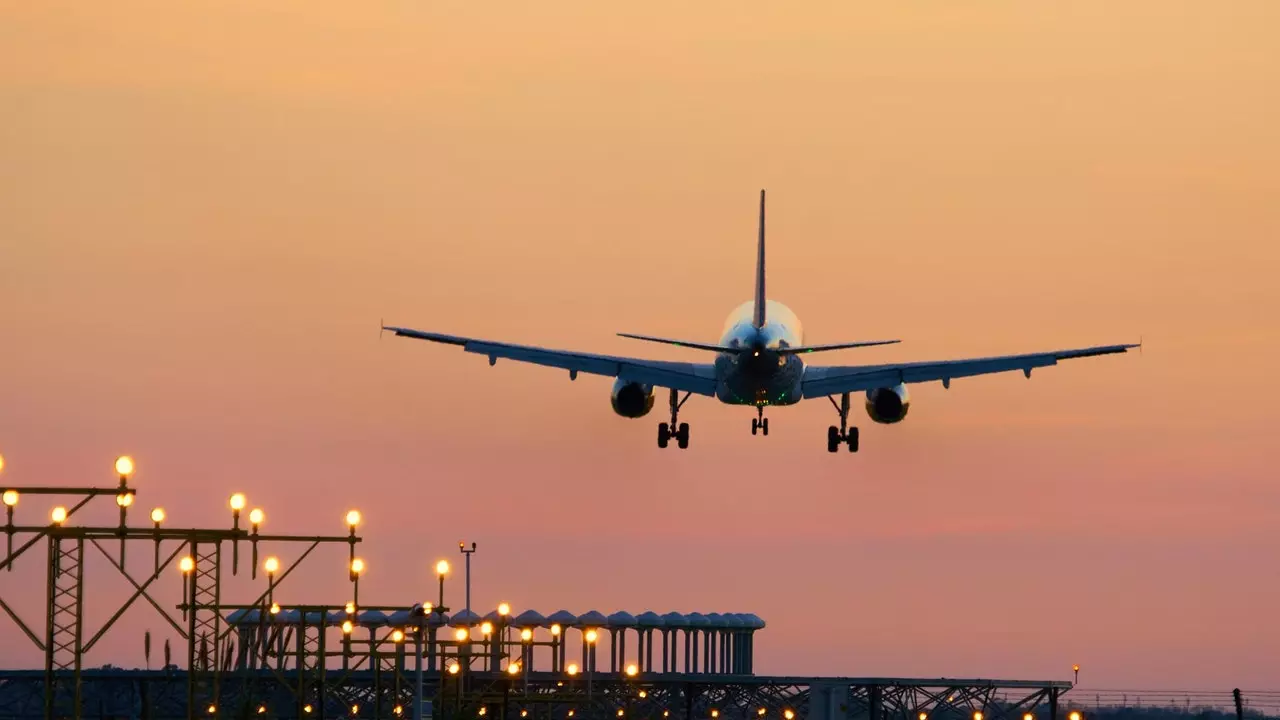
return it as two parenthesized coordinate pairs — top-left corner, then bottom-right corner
(713, 300), (807, 406)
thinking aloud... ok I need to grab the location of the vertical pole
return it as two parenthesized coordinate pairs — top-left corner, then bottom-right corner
(1049, 687), (1059, 720)
(187, 542), (198, 720)
(415, 627), (425, 720)
(43, 535), (57, 720)
(73, 538), (85, 719)
(1233, 689), (1244, 720)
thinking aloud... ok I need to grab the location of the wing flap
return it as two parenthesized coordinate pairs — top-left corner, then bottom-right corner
(801, 344), (1137, 398)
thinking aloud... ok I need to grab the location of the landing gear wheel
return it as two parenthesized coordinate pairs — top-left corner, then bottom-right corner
(826, 393), (860, 454)
(847, 426), (859, 453)
(676, 422), (690, 449)
(827, 426), (840, 453)
(761, 418), (769, 436)
(751, 418), (759, 436)
(658, 423), (670, 449)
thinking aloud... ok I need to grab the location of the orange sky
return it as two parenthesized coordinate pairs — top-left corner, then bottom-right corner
(2, 0), (1279, 690)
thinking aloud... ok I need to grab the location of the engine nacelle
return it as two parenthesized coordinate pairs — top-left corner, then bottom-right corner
(865, 383), (910, 424)
(610, 379), (655, 418)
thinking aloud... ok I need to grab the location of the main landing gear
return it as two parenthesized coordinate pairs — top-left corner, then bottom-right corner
(751, 406), (769, 436)
(657, 388), (691, 449)
(827, 392), (859, 453)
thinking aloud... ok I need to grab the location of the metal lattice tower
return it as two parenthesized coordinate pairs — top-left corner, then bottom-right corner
(43, 534), (85, 720)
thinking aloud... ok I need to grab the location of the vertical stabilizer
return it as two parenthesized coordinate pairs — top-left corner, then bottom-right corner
(752, 189), (767, 328)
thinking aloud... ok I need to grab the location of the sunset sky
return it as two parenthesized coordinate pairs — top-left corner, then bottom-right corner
(2, 0), (1279, 691)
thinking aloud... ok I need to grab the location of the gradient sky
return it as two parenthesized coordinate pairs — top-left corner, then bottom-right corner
(2, 0), (1279, 691)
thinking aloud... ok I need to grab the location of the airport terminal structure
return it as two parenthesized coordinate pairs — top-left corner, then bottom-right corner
(0, 463), (1074, 720)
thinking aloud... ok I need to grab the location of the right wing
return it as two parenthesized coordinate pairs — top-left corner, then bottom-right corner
(801, 343), (1138, 398)
(383, 325), (718, 396)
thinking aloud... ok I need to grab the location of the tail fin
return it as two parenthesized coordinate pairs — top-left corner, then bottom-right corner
(752, 189), (767, 329)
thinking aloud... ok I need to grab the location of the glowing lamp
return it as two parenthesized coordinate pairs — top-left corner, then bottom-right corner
(179, 556), (195, 573)
(249, 508), (264, 526)
(498, 603), (511, 616)
(455, 628), (469, 642)
(114, 455), (134, 477)
(391, 629), (405, 643)
(625, 663), (638, 677)
(1069, 713), (1082, 720)
(481, 622), (493, 635)
(350, 558), (365, 575)
(51, 506), (68, 525)
(551, 623), (561, 636)
(3, 490), (18, 507)
(436, 559), (450, 576)
(585, 629), (598, 643)
(150, 508), (165, 523)
(345, 509), (361, 527)
(345, 601), (356, 614)
(270, 602), (280, 614)
(507, 662), (521, 675)
(566, 663), (580, 676)
(264, 556), (279, 574)
(975, 713), (985, 720)
(784, 712), (795, 720)
(116, 493), (134, 508)
(521, 628), (533, 642)
(448, 662), (461, 675)
(229, 493), (246, 511)
(342, 620), (354, 634)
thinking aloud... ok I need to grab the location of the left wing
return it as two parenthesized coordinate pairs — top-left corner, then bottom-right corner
(801, 343), (1138, 399)
(383, 325), (718, 396)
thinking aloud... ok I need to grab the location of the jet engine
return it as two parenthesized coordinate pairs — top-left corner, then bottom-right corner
(610, 379), (655, 418)
(865, 384), (910, 424)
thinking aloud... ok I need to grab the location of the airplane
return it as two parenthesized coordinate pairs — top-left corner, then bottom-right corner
(382, 190), (1138, 453)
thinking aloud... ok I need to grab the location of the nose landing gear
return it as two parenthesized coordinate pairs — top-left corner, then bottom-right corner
(826, 392), (859, 453)
(751, 406), (769, 436)
(657, 388), (692, 449)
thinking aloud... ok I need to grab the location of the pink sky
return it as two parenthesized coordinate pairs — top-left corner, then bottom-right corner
(2, 0), (1279, 690)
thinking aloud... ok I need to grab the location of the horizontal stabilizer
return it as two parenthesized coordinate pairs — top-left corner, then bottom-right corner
(616, 333), (737, 353)
(777, 339), (901, 355)
(618, 333), (900, 355)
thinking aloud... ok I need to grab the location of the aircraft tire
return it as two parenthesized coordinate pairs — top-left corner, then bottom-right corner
(677, 423), (690, 449)
(827, 426), (840, 453)
(847, 427), (859, 453)
(751, 418), (758, 435)
(658, 423), (670, 449)
(761, 418), (769, 436)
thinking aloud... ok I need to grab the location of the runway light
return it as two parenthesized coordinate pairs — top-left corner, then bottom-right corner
(391, 629), (405, 643)
(759, 709), (767, 717)
(342, 620), (354, 634)
(151, 508), (165, 524)
(229, 493), (246, 511)
(784, 711), (795, 720)
(436, 559), (450, 575)
(448, 661), (461, 675)
(352, 704), (359, 715)
(585, 629), (598, 643)
(346, 509), (361, 527)
(1069, 713), (1082, 720)
(116, 493), (133, 508)
(2, 490), (17, 507)
(618, 711), (625, 717)
(304, 705), (313, 714)
(507, 662), (521, 675)
(51, 506), (68, 525)
(1025, 714), (1035, 720)
(249, 508), (264, 526)
(551, 623), (562, 636)
(179, 556), (195, 573)
(521, 628), (533, 642)
(345, 601), (356, 614)
(625, 663), (638, 677)
(258, 706), (267, 715)
(479, 709), (487, 717)
(640, 691), (648, 698)
(0, 454), (5, 473)
(264, 556), (280, 574)
(712, 710), (720, 718)
(920, 713), (928, 720)
(350, 558), (365, 575)
(270, 602), (281, 615)
(569, 712), (576, 718)
(974, 712), (985, 720)
(663, 713), (669, 718)
(521, 711), (528, 718)
(455, 628), (469, 642)
(394, 706), (404, 716)
(498, 603), (511, 616)
(115, 455), (135, 477)
(566, 663), (580, 676)
(207, 705), (217, 714)
(481, 622), (494, 635)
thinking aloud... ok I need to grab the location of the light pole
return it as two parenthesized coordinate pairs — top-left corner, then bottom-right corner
(1073, 665), (1080, 685)
(459, 541), (476, 615)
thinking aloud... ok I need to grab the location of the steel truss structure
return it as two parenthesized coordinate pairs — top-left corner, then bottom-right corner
(0, 669), (1070, 720)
